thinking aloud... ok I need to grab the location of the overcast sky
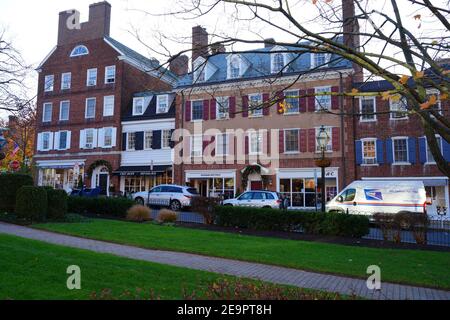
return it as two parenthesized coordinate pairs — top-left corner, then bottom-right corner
(0, 0), (446, 119)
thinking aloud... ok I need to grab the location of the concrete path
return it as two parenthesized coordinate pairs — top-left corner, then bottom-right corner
(0, 222), (449, 300)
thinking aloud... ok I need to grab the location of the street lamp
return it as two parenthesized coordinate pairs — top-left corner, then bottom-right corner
(315, 125), (331, 212)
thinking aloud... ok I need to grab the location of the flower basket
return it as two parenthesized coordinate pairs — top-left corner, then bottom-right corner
(314, 158), (332, 168)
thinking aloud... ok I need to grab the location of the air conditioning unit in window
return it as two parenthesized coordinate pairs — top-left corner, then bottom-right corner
(106, 78), (115, 84)
(85, 143), (93, 149)
(88, 80), (96, 86)
(363, 158), (377, 165)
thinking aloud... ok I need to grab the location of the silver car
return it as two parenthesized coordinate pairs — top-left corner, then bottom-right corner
(133, 185), (199, 211)
(222, 191), (284, 209)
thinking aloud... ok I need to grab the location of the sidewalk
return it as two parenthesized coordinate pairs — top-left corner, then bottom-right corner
(0, 222), (449, 300)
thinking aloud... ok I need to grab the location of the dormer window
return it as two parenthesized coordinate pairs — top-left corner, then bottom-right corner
(229, 56), (241, 79)
(271, 53), (285, 73)
(193, 58), (206, 83)
(70, 45), (89, 57)
(311, 52), (330, 68)
(157, 95), (169, 114)
(133, 97), (145, 116)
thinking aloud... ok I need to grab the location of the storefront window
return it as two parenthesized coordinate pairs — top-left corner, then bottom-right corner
(124, 177), (146, 194)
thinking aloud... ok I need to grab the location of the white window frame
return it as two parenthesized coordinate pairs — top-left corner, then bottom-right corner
(425, 135), (443, 165)
(193, 58), (206, 83)
(248, 93), (263, 118)
(216, 96), (230, 120)
(61, 72), (71, 90)
(57, 130), (69, 150)
(426, 89), (443, 116)
(162, 130), (172, 149)
(392, 136), (410, 164)
(70, 45), (89, 57)
(284, 90), (300, 115)
(41, 132), (51, 151)
(86, 68), (97, 87)
(85, 98), (96, 119)
(156, 95), (169, 114)
(249, 131), (264, 155)
(315, 86), (331, 111)
(84, 129), (95, 149)
(311, 52), (330, 68)
(359, 97), (377, 122)
(284, 129), (300, 154)
(105, 65), (116, 84)
(315, 126), (333, 153)
(361, 138), (378, 165)
(103, 95), (115, 117)
(271, 53), (286, 74)
(44, 75), (54, 92)
(127, 132), (136, 151)
(390, 96), (408, 120)
(228, 55), (241, 79)
(42, 103), (52, 123)
(190, 135), (203, 157)
(103, 127), (113, 148)
(191, 100), (204, 122)
(144, 131), (153, 150)
(215, 133), (229, 156)
(59, 101), (70, 121)
(132, 97), (145, 116)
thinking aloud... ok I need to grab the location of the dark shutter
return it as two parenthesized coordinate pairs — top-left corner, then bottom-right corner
(355, 140), (363, 165)
(245, 135), (249, 154)
(263, 93), (270, 116)
(242, 95), (249, 117)
(203, 100), (209, 121)
(229, 97), (236, 118)
(331, 86), (339, 110)
(308, 128), (316, 152)
(185, 101), (191, 122)
(122, 133), (127, 151)
(276, 91), (285, 114)
(408, 137), (416, 164)
(169, 129), (175, 149)
(418, 137), (427, 164)
(135, 131), (144, 150)
(299, 90), (306, 113)
(332, 127), (340, 152)
(279, 130), (284, 154)
(386, 139), (393, 164)
(307, 89), (316, 112)
(152, 130), (162, 149)
(299, 129), (307, 153)
(443, 138), (450, 161)
(210, 99), (216, 120)
(376, 139), (384, 164)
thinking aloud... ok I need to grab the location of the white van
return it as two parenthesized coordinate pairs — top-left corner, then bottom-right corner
(326, 180), (427, 216)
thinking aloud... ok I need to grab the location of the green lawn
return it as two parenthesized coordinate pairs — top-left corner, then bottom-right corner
(36, 219), (450, 290)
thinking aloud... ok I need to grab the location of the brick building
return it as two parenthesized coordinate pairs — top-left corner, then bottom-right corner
(33, 2), (176, 194)
(353, 79), (450, 216)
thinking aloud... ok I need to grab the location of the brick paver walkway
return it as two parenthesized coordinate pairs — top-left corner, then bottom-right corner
(1, 222), (449, 300)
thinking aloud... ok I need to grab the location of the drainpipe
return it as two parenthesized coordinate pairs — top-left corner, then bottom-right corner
(339, 72), (347, 188)
(180, 91), (185, 185)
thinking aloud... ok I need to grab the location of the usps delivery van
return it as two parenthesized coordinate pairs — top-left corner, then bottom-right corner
(326, 180), (427, 216)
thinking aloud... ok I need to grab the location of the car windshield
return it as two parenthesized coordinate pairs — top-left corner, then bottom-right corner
(187, 188), (199, 195)
(238, 192), (252, 200)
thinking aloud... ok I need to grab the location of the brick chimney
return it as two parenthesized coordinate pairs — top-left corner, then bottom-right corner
(192, 26), (209, 64)
(342, 0), (363, 79)
(170, 55), (189, 76)
(58, 1), (111, 46)
(264, 38), (275, 48)
(210, 43), (226, 55)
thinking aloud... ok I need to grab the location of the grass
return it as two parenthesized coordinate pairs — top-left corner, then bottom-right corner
(35, 219), (450, 290)
(0, 234), (346, 300)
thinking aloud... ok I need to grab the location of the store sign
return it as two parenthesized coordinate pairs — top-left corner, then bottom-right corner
(187, 172), (235, 179)
(325, 170), (337, 178)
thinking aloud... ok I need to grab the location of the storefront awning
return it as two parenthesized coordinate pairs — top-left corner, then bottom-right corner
(423, 179), (448, 187)
(113, 165), (172, 177)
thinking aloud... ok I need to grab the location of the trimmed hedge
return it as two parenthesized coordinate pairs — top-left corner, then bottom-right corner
(215, 206), (370, 238)
(68, 197), (134, 218)
(47, 189), (68, 220)
(0, 174), (33, 213)
(15, 186), (48, 222)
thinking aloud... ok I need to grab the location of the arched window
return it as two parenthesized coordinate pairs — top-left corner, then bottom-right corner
(229, 56), (241, 78)
(272, 53), (285, 73)
(70, 45), (89, 57)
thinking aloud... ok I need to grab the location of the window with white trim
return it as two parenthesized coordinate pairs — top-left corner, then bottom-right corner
(58, 131), (68, 150)
(70, 45), (89, 57)
(42, 103), (52, 122)
(105, 66), (116, 84)
(271, 53), (285, 74)
(284, 90), (299, 114)
(157, 95), (169, 113)
(127, 132), (136, 150)
(229, 55), (241, 79)
(216, 97), (229, 119)
(249, 93), (263, 117)
(390, 96), (408, 119)
(104, 127), (113, 147)
(191, 135), (203, 157)
(315, 86), (331, 111)
(42, 132), (51, 150)
(85, 98), (96, 119)
(162, 130), (172, 149)
(44, 75), (54, 92)
(427, 93), (442, 116)
(216, 133), (229, 156)
(360, 97), (376, 121)
(284, 129), (299, 153)
(249, 131), (263, 155)
(144, 131), (153, 149)
(59, 101), (70, 121)
(315, 127), (332, 152)
(312, 52), (329, 68)
(61, 72), (71, 90)
(191, 100), (203, 121)
(87, 68), (97, 86)
(133, 97), (144, 116)
(85, 129), (95, 149)
(426, 136), (442, 163)
(103, 96), (114, 117)
(362, 139), (377, 164)
(393, 138), (408, 163)
(193, 59), (206, 82)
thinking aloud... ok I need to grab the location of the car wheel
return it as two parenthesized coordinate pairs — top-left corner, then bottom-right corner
(170, 200), (181, 212)
(135, 197), (144, 206)
(224, 204), (233, 207)
(262, 206), (272, 209)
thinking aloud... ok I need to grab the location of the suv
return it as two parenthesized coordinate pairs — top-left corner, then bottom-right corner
(132, 185), (199, 211)
(222, 191), (284, 209)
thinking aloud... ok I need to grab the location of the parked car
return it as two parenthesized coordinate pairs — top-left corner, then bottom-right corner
(70, 187), (102, 198)
(326, 180), (427, 215)
(132, 185), (199, 211)
(222, 191), (284, 209)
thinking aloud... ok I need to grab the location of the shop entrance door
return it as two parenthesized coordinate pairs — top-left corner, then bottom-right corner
(197, 180), (208, 197)
(250, 181), (263, 191)
(99, 174), (108, 195)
